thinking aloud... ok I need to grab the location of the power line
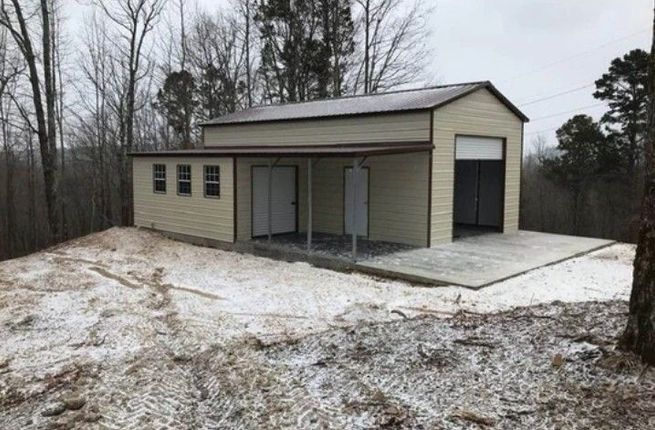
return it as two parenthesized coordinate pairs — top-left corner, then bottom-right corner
(515, 78), (595, 102)
(530, 103), (606, 122)
(499, 28), (649, 84)
(525, 126), (560, 136)
(518, 83), (595, 106)
(525, 102), (608, 135)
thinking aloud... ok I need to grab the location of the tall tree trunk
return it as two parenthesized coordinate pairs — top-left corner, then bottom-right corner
(121, 64), (137, 226)
(27, 129), (37, 250)
(363, 0), (369, 94)
(40, 0), (60, 241)
(53, 1), (67, 240)
(1, 0), (60, 242)
(178, 0), (187, 70)
(244, 0), (252, 107)
(97, 0), (165, 227)
(619, 3), (655, 365)
(2, 131), (14, 259)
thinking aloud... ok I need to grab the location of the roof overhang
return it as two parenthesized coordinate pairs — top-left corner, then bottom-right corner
(129, 142), (434, 158)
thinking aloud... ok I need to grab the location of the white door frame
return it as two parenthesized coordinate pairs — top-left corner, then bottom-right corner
(453, 134), (506, 232)
(344, 166), (369, 237)
(251, 165), (298, 238)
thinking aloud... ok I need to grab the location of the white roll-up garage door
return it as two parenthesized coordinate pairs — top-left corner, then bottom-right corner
(455, 136), (504, 160)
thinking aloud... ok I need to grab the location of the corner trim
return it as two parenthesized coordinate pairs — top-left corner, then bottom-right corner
(427, 109), (434, 247)
(233, 157), (238, 243)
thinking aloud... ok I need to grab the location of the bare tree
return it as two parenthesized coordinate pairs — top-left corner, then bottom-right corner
(75, 12), (116, 229)
(0, 0), (61, 242)
(177, 0), (188, 69)
(619, 3), (655, 364)
(352, 0), (432, 94)
(234, 0), (257, 107)
(96, 0), (167, 226)
(50, 0), (69, 239)
(188, 9), (251, 119)
(0, 0), (434, 262)
(0, 26), (22, 259)
(158, 0), (194, 75)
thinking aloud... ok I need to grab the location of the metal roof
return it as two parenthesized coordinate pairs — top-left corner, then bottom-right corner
(129, 142), (433, 158)
(199, 81), (529, 126)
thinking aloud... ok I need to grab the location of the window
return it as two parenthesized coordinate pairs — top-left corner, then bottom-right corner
(177, 164), (192, 195)
(153, 164), (166, 193)
(204, 165), (221, 198)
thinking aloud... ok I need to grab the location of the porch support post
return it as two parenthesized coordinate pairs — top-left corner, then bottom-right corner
(307, 158), (313, 251)
(351, 157), (358, 261)
(267, 158), (272, 242)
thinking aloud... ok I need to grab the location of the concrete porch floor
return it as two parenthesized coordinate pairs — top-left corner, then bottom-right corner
(249, 231), (614, 288)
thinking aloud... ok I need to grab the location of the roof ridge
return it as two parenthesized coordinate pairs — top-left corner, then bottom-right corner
(245, 81), (490, 111)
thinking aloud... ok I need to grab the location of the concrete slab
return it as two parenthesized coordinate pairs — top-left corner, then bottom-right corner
(358, 231), (614, 288)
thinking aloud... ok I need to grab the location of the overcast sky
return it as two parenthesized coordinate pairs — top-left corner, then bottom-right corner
(428, 0), (652, 151)
(69, 0), (652, 151)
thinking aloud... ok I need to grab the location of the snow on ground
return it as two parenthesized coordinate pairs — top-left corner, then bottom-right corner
(0, 227), (640, 429)
(5, 227), (633, 341)
(213, 301), (655, 429)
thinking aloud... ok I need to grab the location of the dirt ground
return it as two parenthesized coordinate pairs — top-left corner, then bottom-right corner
(0, 228), (650, 429)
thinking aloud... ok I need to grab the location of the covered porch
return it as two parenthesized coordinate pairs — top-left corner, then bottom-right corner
(233, 142), (434, 260)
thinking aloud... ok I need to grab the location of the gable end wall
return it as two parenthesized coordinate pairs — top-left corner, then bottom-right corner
(430, 88), (524, 245)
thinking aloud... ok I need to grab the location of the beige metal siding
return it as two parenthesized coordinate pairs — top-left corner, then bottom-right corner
(431, 88), (524, 245)
(236, 153), (430, 247)
(368, 153), (430, 246)
(133, 157), (235, 242)
(204, 111), (431, 147)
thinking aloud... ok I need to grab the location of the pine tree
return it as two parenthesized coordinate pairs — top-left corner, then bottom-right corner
(255, 0), (354, 102)
(542, 115), (610, 234)
(155, 70), (197, 149)
(594, 49), (649, 176)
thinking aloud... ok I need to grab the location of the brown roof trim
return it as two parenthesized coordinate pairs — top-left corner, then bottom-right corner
(197, 107), (432, 128)
(129, 142), (434, 158)
(198, 81), (529, 127)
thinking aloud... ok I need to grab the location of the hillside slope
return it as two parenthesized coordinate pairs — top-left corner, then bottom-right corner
(0, 227), (643, 428)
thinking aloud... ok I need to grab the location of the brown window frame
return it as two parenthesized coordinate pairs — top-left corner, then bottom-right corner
(153, 163), (166, 194)
(177, 164), (192, 196)
(203, 165), (220, 199)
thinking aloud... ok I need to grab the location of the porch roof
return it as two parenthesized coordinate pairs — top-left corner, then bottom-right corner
(129, 141), (433, 158)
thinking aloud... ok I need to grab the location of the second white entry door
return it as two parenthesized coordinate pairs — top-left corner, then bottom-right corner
(344, 167), (369, 237)
(252, 166), (297, 237)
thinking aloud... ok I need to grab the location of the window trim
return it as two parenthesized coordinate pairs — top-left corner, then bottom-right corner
(153, 163), (167, 194)
(177, 164), (192, 196)
(203, 165), (221, 199)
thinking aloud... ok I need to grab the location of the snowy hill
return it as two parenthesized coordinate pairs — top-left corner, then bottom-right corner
(0, 227), (645, 428)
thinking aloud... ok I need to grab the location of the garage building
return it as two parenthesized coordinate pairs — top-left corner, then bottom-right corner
(130, 81), (529, 256)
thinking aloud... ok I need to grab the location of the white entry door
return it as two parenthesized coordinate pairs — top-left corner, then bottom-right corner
(344, 167), (369, 236)
(252, 166), (297, 237)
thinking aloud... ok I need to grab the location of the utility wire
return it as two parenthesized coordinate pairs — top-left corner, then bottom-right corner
(530, 103), (606, 122)
(525, 102), (609, 136)
(525, 126), (560, 136)
(515, 79), (595, 103)
(518, 83), (595, 106)
(499, 28), (649, 84)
